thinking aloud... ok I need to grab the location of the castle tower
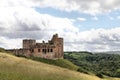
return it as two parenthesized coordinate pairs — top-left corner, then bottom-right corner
(58, 38), (64, 58)
(51, 34), (64, 58)
(23, 39), (36, 49)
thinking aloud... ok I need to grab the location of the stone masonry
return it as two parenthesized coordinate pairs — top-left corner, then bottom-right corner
(10, 34), (64, 59)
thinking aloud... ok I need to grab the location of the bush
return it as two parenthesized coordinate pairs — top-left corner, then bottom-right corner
(96, 73), (104, 78)
(77, 67), (89, 74)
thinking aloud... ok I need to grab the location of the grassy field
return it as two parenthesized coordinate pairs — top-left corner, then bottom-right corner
(0, 52), (119, 80)
(28, 56), (79, 71)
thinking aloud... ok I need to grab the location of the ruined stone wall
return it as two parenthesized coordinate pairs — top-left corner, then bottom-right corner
(32, 48), (55, 59)
(51, 34), (64, 59)
(23, 39), (36, 49)
(11, 34), (63, 59)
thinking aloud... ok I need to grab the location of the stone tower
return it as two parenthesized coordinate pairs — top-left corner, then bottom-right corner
(23, 39), (36, 49)
(51, 34), (64, 58)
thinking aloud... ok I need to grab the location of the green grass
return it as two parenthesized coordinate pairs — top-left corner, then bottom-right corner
(29, 56), (79, 71)
(0, 52), (102, 80)
(0, 52), (119, 80)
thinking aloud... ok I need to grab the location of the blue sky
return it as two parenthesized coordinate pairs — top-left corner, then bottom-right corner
(35, 7), (120, 31)
(0, 0), (120, 52)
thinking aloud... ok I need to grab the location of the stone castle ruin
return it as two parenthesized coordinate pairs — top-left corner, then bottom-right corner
(10, 34), (64, 59)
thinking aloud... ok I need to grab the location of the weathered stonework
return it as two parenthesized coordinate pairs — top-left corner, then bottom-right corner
(9, 34), (63, 59)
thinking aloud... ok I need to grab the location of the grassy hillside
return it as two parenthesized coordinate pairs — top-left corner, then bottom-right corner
(0, 52), (102, 80)
(0, 47), (6, 52)
(28, 56), (79, 71)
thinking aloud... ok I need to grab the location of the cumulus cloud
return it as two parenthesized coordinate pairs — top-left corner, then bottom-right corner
(0, 7), (78, 39)
(0, 0), (120, 15)
(0, 6), (79, 49)
(64, 28), (120, 52)
(0, 37), (22, 49)
(0, 0), (120, 52)
(33, 0), (120, 15)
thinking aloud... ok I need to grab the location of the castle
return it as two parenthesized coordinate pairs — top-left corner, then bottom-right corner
(10, 34), (64, 59)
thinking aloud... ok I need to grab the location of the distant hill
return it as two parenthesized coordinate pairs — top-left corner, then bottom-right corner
(0, 52), (101, 80)
(95, 51), (120, 54)
(64, 52), (120, 78)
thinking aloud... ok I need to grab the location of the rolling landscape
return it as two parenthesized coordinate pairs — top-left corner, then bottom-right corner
(0, 0), (120, 80)
(0, 52), (100, 80)
(64, 52), (120, 78)
(0, 48), (120, 80)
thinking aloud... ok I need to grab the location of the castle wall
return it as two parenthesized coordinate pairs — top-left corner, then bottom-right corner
(23, 39), (36, 49)
(11, 34), (63, 59)
(31, 46), (56, 59)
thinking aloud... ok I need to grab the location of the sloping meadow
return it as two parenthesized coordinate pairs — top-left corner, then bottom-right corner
(0, 52), (101, 80)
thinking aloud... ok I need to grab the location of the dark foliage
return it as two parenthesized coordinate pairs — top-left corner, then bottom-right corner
(64, 52), (120, 78)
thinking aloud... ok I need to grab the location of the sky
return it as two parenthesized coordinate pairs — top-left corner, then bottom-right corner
(0, 0), (120, 52)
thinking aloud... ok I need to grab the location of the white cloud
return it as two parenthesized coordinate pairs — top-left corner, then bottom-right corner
(38, 0), (120, 15)
(0, 6), (120, 51)
(0, 6), (80, 49)
(0, 0), (120, 15)
(0, 7), (78, 37)
(77, 17), (87, 21)
(0, 0), (120, 52)
(0, 37), (22, 49)
(64, 28), (120, 52)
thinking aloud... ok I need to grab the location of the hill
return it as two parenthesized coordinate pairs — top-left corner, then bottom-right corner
(64, 52), (120, 78)
(27, 56), (79, 71)
(0, 52), (101, 80)
(95, 51), (120, 54)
